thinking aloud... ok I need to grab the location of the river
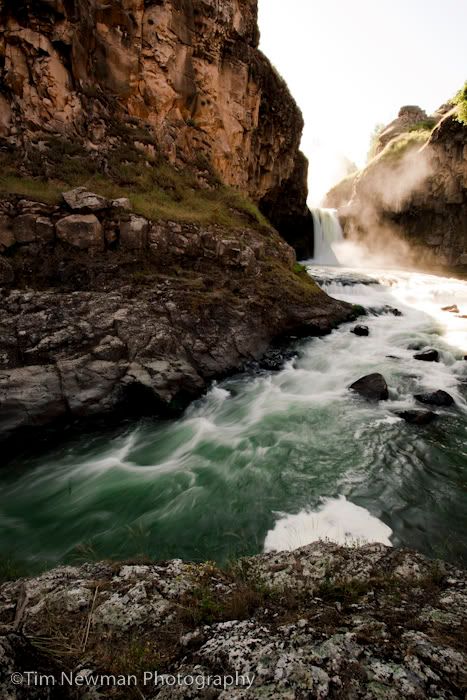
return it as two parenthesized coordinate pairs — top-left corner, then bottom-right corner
(1, 264), (466, 572)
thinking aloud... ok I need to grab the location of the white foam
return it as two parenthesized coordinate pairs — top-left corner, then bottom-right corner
(264, 496), (393, 552)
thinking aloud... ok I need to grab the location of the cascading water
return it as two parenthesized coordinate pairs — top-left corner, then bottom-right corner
(1, 266), (466, 571)
(311, 208), (344, 265)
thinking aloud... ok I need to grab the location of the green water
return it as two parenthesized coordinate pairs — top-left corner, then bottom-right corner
(1, 267), (467, 572)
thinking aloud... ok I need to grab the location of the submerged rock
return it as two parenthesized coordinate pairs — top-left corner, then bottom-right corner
(414, 349), (439, 362)
(351, 324), (369, 336)
(415, 390), (455, 407)
(397, 410), (438, 425)
(349, 373), (389, 401)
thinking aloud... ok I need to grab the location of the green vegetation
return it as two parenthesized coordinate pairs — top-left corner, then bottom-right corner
(453, 80), (467, 125)
(377, 129), (430, 162)
(408, 118), (436, 132)
(293, 262), (308, 275)
(0, 133), (270, 231)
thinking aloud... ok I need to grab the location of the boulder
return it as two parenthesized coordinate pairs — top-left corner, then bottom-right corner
(119, 215), (149, 250)
(112, 198), (132, 211)
(441, 304), (459, 313)
(414, 349), (439, 362)
(13, 213), (36, 243)
(56, 214), (104, 250)
(0, 215), (14, 250)
(349, 373), (389, 401)
(35, 217), (55, 243)
(351, 325), (369, 336)
(62, 187), (109, 212)
(0, 257), (14, 286)
(414, 390), (455, 407)
(397, 410), (438, 425)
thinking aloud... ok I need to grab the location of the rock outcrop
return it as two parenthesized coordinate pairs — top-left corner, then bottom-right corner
(325, 102), (467, 269)
(0, 191), (352, 452)
(0, 0), (312, 242)
(0, 541), (466, 698)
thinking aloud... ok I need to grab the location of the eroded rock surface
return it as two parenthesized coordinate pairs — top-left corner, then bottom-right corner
(0, 194), (351, 450)
(0, 542), (465, 698)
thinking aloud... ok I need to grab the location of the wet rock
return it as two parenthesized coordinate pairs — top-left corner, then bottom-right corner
(415, 390), (455, 407)
(349, 373), (389, 401)
(414, 349), (439, 362)
(62, 187), (109, 212)
(0, 257), (14, 285)
(397, 410), (438, 425)
(119, 215), (149, 250)
(56, 214), (104, 250)
(441, 304), (459, 313)
(254, 347), (297, 372)
(351, 324), (369, 336)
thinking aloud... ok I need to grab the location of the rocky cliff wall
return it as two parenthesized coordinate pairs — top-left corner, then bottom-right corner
(0, 187), (352, 452)
(326, 105), (467, 269)
(0, 0), (309, 235)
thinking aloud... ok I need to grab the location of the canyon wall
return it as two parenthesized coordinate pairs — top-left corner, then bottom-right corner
(326, 104), (467, 269)
(0, 0), (309, 237)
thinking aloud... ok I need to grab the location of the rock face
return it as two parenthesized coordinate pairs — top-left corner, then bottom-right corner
(0, 193), (352, 451)
(0, 0), (311, 240)
(325, 104), (467, 269)
(0, 541), (466, 699)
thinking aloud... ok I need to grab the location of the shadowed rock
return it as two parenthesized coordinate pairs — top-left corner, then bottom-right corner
(415, 390), (455, 407)
(414, 349), (439, 362)
(397, 410), (438, 425)
(351, 325), (369, 336)
(350, 373), (389, 401)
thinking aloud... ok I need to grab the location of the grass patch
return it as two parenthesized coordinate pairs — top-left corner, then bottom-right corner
(408, 118), (436, 132)
(0, 136), (271, 231)
(377, 129), (430, 162)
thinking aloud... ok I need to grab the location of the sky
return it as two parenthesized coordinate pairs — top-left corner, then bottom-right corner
(258, 0), (467, 204)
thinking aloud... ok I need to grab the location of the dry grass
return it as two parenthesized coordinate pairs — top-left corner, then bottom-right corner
(0, 137), (270, 231)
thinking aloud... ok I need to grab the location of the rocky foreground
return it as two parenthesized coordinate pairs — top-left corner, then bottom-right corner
(0, 542), (466, 698)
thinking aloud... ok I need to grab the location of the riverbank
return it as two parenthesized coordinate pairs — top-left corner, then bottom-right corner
(0, 191), (354, 456)
(1, 541), (466, 699)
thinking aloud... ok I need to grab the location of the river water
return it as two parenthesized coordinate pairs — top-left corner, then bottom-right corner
(1, 265), (467, 571)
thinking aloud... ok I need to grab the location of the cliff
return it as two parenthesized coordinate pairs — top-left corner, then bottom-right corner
(0, 1), (350, 449)
(0, 0), (310, 240)
(1, 542), (466, 698)
(325, 98), (467, 269)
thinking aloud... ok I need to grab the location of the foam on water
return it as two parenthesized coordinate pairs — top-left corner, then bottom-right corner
(264, 496), (393, 551)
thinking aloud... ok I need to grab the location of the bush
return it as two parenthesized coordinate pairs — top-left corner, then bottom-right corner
(453, 81), (467, 125)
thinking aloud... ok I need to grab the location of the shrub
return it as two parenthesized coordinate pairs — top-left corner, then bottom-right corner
(453, 81), (467, 125)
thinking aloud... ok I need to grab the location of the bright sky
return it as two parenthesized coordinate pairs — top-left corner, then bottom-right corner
(258, 0), (467, 204)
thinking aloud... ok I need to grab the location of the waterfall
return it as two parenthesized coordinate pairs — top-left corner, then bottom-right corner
(311, 208), (344, 265)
